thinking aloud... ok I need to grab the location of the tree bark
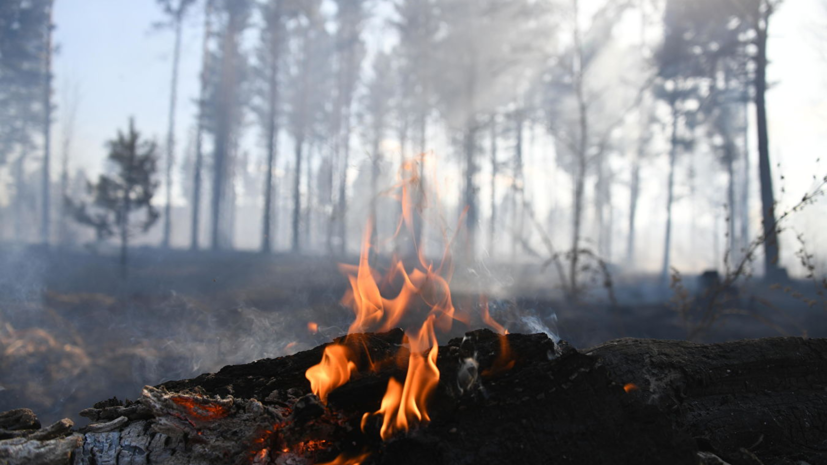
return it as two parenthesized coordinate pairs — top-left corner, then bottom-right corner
(488, 116), (497, 257)
(191, 0), (212, 251)
(162, 11), (183, 250)
(261, 1), (281, 254)
(754, 4), (781, 279)
(570, 0), (587, 297)
(660, 100), (678, 283)
(210, 8), (241, 251)
(31, 331), (827, 465)
(41, 0), (54, 246)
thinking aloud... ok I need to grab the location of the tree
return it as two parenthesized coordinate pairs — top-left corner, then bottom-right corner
(57, 79), (80, 247)
(253, 0), (286, 253)
(392, 0), (439, 252)
(66, 119), (159, 277)
(207, 0), (251, 250)
(40, 0), (54, 245)
(360, 51), (394, 244)
(544, 0), (638, 295)
(436, 0), (547, 263)
(0, 0), (52, 242)
(190, 0), (214, 250)
(285, 0), (329, 252)
(657, 0), (785, 278)
(157, 0), (197, 249)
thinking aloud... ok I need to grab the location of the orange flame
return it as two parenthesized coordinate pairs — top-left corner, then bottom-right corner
(362, 316), (440, 440)
(304, 155), (501, 441)
(480, 296), (515, 377)
(623, 383), (639, 393)
(305, 344), (356, 405)
(317, 450), (371, 465)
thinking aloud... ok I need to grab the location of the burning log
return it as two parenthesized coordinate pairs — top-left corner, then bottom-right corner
(4, 331), (827, 465)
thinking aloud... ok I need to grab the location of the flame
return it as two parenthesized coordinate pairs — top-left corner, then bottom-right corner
(362, 316), (440, 440)
(308, 322), (319, 334)
(169, 396), (230, 422)
(305, 344), (356, 405)
(480, 296), (515, 377)
(623, 383), (639, 393)
(317, 451), (371, 465)
(304, 156), (504, 441)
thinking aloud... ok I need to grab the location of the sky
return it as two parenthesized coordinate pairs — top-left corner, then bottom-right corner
(50, 0), (827, 270)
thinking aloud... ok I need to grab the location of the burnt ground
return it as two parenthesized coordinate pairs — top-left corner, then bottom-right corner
(0, 245), (825, 426)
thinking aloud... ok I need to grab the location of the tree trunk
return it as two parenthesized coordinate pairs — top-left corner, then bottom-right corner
(660, 101), (678, 283)
(191, 0), (213, 251)
(570, 0), (586, 297)
(739, 99), (750, 256)
(14, 154), (27, 242)
(726, 144), (736, 266)
(754, 4), (781, 279)
(41, 0), (54, 246)
(626, 160), (640, 265)
(292, 138), (303, 252)
(304, 142), (314, 248)
(52, 332), (827, 465)
(488, 116), (497, 257)
(162, 13), (183, 249)
(261, 4), (281, 254)
(511, 109), (524, 261)
(211, 10), (240, 251)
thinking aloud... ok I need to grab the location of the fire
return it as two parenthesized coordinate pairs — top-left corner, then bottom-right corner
(362, 316), (440, 440)
(317, 450), (371, 465)
(304, 156), (516, 443)
(480, 296), (515, 377)
(305, 344), (356, 405)
(623, 383), (639, 393)
(169, 396), (230, 422)
(308, 322), (319, 334)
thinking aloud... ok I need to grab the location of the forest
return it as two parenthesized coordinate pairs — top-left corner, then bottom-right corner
(0, 0), (826, 430)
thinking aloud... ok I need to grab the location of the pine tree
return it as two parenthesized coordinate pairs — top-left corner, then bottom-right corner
(66, 119), (160, 278)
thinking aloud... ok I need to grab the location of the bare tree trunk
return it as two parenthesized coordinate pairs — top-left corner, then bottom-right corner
(370, 136), (380, 248)
(626, 160), (640, 264)
(488, 116), (497, 257)
(292, 138), (303, 252)
(261, 1), (281, 254)
(41, 0), (54, 246)
(570, 0), (587, 297)
(511, 108), (524, 261)
(740, 98), (750, 254)
(14, 154), (27, 242)
(725, 142), (737, 266)
(336, 48), (354, 256)
(58, 82), (79, 247)
(660, 102), (679, 283)
(304, 142), (314, 248)
(211, 9), (241, 251)
(191, 0), (212, 251)
(162, 12), (183, 249)
(754, 3), (781, 279)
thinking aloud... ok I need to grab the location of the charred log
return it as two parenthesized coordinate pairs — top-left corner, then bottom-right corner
(3, 331), (827, 465)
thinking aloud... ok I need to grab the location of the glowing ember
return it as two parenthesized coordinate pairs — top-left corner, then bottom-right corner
(305, 344), (357, 405)
(624, 383), (639, 393)
(308, 322), (319, 334)
(169, 396), (230, 422)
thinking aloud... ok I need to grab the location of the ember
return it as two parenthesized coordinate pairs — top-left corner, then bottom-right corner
(169, 395), (230, 422)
